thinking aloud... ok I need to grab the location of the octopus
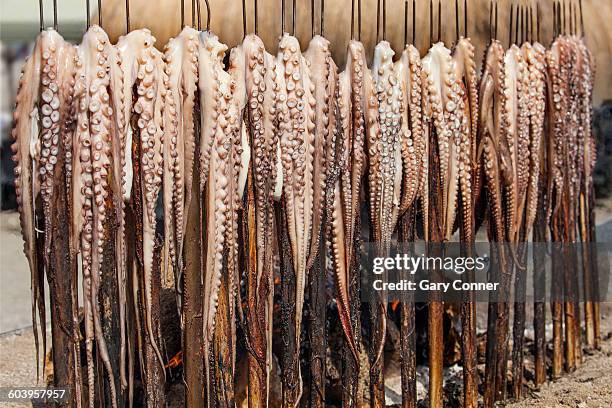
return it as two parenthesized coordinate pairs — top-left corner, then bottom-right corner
(367, 41), (403, 248)
(521, 41), (547, 236)
(198, 30), (246, 401)
(71, 25), (119, 407)
(276, 32), (317, 403)
(330, 39), (369, 367)
(162, 26), (200, 308)
(501, 44), (530, 246)
(395, 43), (425, 218)
(452, 37), (479, 242)
(12, 26), (76, 390)
(303, 35), (339, 270)
(476, 40), (507, 246)
(421, 42), (471, 242)
(107, 27), (162, 391)
(235, 33), (281, 404)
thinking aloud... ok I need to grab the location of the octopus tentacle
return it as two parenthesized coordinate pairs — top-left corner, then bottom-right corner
(304, 35), (334, 270)
(277, 33), (317, 405)
(135, 35), (167, 374)
(12, 33), (43, 380)
(397, 45), (424, 215)
(239, 33), (280, 401)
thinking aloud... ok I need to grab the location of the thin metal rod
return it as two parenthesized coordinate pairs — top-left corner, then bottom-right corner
(86, 0), (90, 29)
(292, 0), (296, 35)
(321, 0), (324, 37)
(192, 0), (196, 27)
(98, 0), (102, 27)
(437, 0), (441, 43)
(455, 0), (459, 41)
(197, 0), (201, 30)
(489, 0), (493, 41)
(383, 0), (387, 40)
(404, 0), (408, 45)
(376, 0), (380, 43)
(358, 0), (362, 40)
(282, 0), (285, 33)
(205, 0), (210, 30)
(579, 0), (584, 37)
(53, 0), (57, 30)
(255, 0), (258, 34)
(127, 0), (131, 32)
(494, 0), (498, 40)
(181, 0), (185, 28)
(515, 4), (519, 44)
(509, 3), (514, 47)
(464, 0), (467, 38)
(351, 0), (355, 39)
(563, 0), (567, 35)
(412, 0), (416, 44)
(311, 0), (315, 37)
(537, 2), (540, 42)
(429, 0), (432, 44)
(529, 5), (535, 42)
(243, 0), (247, 37)
(39, 0), (44, 31)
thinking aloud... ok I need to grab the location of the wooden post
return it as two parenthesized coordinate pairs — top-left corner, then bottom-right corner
(533, 186), (547, 387)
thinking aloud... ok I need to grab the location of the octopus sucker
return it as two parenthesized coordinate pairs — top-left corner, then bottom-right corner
(276, 33), (317, 404)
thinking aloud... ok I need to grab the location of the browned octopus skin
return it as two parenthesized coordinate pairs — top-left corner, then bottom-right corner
(237, 33), (280, 404)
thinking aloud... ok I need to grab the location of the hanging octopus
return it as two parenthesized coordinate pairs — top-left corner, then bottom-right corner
(396, 43), (425, 217)
(71, 25), (120, 408)
(276, 32), (317, 404)
(198, 30), (247, 403)
(162, 26), (200, 314)
(422, 42), (471, 242)
(236, 33), (281, 404)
